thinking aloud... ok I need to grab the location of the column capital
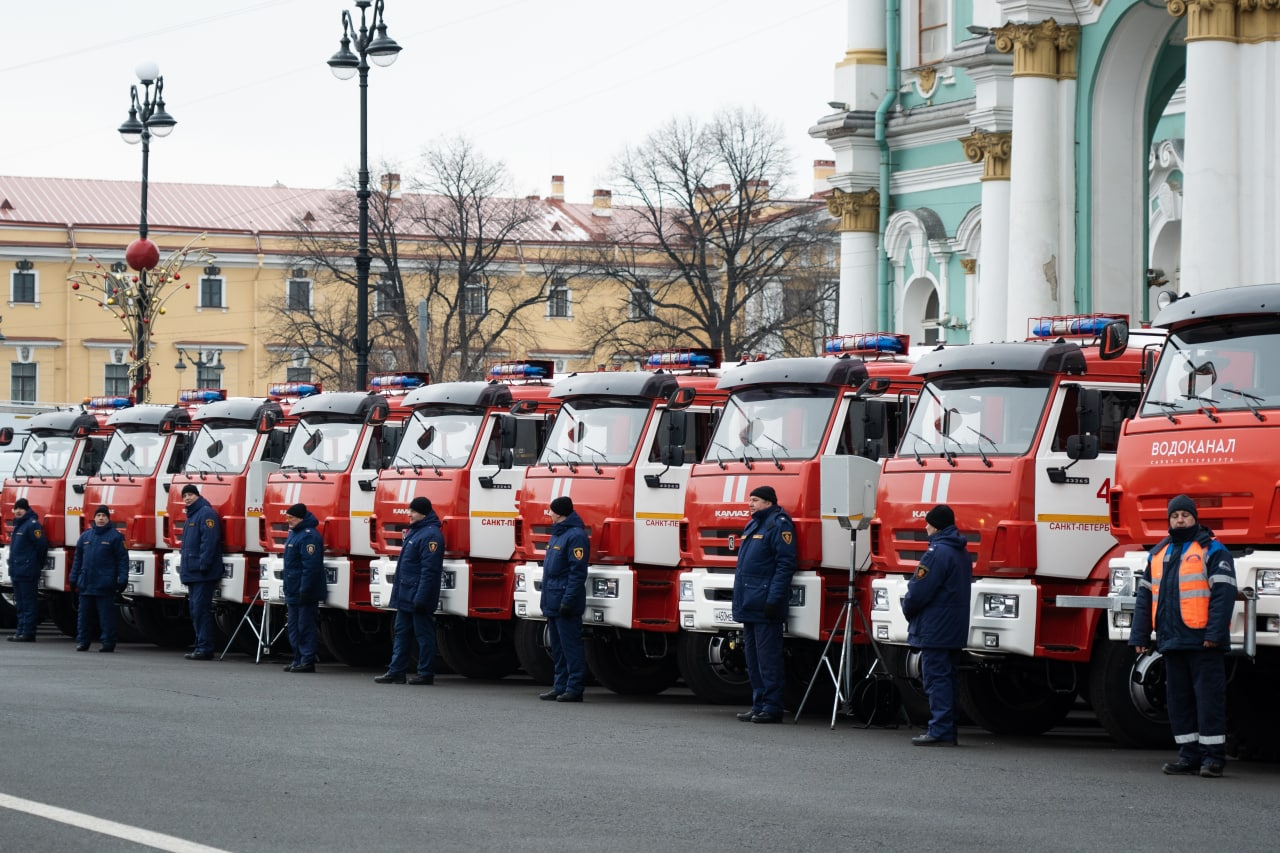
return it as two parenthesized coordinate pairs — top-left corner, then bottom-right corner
(960, 258), (978, 275)
(826, 188), (880, 232)
(960, 131), (1013, 181)
(1166, 1), (1240, 41)
(992, 19), (1081, 79)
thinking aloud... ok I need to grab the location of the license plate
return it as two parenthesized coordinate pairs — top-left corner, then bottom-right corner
(714, 609), (733, 623)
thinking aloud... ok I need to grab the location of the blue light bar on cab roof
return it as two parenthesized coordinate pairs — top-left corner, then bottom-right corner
(489, 361), (551, 379)
(267, 382), (322, 399)
(178, 389), (227, 404)
(644, 349), (721, 370)
(1028, 314), (1127, 339)
(87, 396), (133, 410)
(823, 333), (908, 355)
(368, 373), (427, 390)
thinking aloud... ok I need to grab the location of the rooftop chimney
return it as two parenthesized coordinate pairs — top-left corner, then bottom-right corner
(592, 189), (612, 217)
(550, 175), (565, 200)
(380, 173), (402, 198)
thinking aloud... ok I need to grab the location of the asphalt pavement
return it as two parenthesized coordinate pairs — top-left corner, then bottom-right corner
(1, 634), (1277, 853)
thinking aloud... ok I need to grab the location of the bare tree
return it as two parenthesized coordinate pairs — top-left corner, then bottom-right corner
(584, 107), (836, 363)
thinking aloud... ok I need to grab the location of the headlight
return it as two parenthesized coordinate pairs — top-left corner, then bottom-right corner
(592, 577), (619, 598)
(872, 588), (889, 611)
(679, 580), (693, 602)
(441, 570), (456, 590)
(788, 586), (805, 607)
(515, 572), (526, 593)
(369, 567), (380, 584)
(129, 559), (145, 575)
(1257, 569), (1280, 595)
(1110, 567), (1134, 597)
(982, 593), (1019, 618)
(259, 565), (269, 581)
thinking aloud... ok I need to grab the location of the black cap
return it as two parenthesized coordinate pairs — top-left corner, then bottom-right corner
(549, 496), (573, 517)
(285, 503), (307, 519)
(1168, 494), (1198, 522)
(13, 498), (29, 511)
(409, 496), (432, 515)
(181, 484), (200, 497)
(925, 505), (955, 530)
(749, 485), (778, 505)
(94, 505), (111, 518)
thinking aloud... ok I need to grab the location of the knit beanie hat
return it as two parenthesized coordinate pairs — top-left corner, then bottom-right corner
(13, 498), (29, 511)
(409, 496), (432, 515)
(925, 505), (955, 529)
(749, 485), (778, 504)
(182, 484), (200, 497)
(285, 502), (308, 519)
(94, 505), (111, 518)
(1168, 494), (1198, 521)
(549, 496), (574, 516)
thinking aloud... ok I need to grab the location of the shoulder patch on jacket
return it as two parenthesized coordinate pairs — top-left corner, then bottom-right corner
(429, 541), (438, 552)
(915, 565), (929, 579)
(306, 543), (316, 555)
(573, 547), (584, 560)
(205, 518), (215, 528)
(781, 531), (793, 545)
(33, 530), (41, 539)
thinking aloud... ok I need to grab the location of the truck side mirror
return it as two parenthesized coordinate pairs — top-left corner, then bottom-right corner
(1065, 434), (1099, 461)
(1098, 320), (1129, 360)
(498, 415), (518, 450)
(662, 444), (685, 467)
(499, 448), (514, 470)
(665, 412), (688, 448)
(0, 427), (13, 446)
(1077, 388), (1102, 435)
(863, 399), (886, 441)
(666, 386), (696, 411)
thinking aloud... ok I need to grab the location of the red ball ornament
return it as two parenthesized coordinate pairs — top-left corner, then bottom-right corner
(72, 282), (80, 290)
(125, 238), (161, 271)
(173, 273), (181, 280)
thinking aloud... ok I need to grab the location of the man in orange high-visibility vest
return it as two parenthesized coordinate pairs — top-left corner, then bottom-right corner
(1130, 494), (1237, 778)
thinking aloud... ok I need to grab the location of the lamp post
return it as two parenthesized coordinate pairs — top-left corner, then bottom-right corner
(117, 61), (176, 402)
(175, 347), (224, 389)
(327, 0), (401, 390)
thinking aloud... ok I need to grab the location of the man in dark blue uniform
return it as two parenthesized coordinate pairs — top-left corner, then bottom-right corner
(731, 485), (797, 724)
(539, 495), (589, 703)
(7, 498), (48, 642)
(375, 495), (443, 685)
(69, 505), (128, 652)
(903, 504), (970, 746)
(1130, 494), (1236, 777)
(281, 502), (326, 673)
(179, 484), (223, 661)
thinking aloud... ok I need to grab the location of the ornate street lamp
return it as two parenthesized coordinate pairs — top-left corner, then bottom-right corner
(328, 0), (401, 390)
(117, 61), (177, 402)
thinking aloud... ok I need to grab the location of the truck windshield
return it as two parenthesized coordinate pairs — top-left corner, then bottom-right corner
(281, 419), (363, 473)
(394, 410), (483, 469)
(541, 399), (649, 467)
(101, 430), (165, 476)
(14, 434), (74, 478)
(187, 425), (257, 475)
(905, 374), (1052, 457)
(710, 386), (838, 463)
(1142, 319), (1280, 417)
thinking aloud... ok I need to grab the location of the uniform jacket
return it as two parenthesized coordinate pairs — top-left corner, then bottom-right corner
(390, 510), (444, 613)
(70, 522), (128, 596)
(7, 511), (49, 581)
(540, 511), (589, 617)
(903, 525), (971, 649)
(179, 496), (224, 584)
(731, 504), (798, 624)
(282, 512), (326, 606)
(1129, 526), (1236, 652)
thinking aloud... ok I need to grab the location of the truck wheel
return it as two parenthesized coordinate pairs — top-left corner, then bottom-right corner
(320, 611), (392, 667)
(959, 665), (1077, 735)
(584, 631), (679, 695)
(46, 592), (78, 638)
(1088, 642), (1172, 748)
(436, 618), (520, 680)
(123, 598), (195, 648)
(513, 619), (555, 685)
(677, 632), (752, 705)
(0, 593), (16, 629)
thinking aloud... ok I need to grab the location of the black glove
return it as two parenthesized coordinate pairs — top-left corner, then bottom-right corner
(559, 604), (574, 617)
(116, 582), (128, 594)
(763, 602), (782, 621)
(414, 601), (431, 615)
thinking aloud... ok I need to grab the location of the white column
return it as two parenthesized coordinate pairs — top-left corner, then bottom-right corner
(839, 231), (880, 333)
(974, 181), (1011, 342)
(1005, 73), (1059, 337)
(1237, 38), (1277, 286)
(1180, 38), (1238, 294)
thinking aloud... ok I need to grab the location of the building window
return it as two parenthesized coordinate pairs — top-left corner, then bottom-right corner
(10, 362), (36, 403)
(287, 278), (311, 312)
(547, 279), (570, 318)
(374, 278), (402, 316)
(104, 364), (129, 396)
(200, 276), (225, 309)
(286, 366), (312, 382)
(629, 284), (653, 320)
(11, 270), (37, 304)
(921, 288), (941, 346)
(918, 0), (948, 65)
(463, 277), (487, 316)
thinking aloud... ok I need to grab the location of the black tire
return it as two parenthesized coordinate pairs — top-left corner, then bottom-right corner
(46, 592), (78, 637)
(112, 601), (149, 644)
(0, 592), (17, 629)
(122, 598), (195, 648)
(436, 618), (520, 680)
(584, 630), (679, 695)
(959, 664), (1078, 736)
(677, 632), (753, 705)
(319, 611), (393, 667)
(513, 619), (555, 685)
(1088, 641), (1172, 748)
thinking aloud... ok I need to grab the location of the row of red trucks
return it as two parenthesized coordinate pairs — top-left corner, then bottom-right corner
(3, 290), (1279, 755)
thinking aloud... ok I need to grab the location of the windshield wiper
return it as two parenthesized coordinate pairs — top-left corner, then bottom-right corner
(1144, 400), (1183, 423)
(709, 441), (733, 470)
(1219, 387), (1267, 422)
(906, 431), (935, 466)
(756, 434), (786, 471)
(964, 426), (997, 468)
(1180, 394), (1221, 424)
(545, 449), (574, 473)
(939, 433), (961, 467)
(582, 445), (606, 474)
(413, 450), (444, 476)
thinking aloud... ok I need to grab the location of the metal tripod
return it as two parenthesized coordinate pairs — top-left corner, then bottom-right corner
(219, 589), (287, 663)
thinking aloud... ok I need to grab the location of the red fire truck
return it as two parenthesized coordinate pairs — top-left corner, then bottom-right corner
(512, 351), (728, 694)
(1096, 285), (1280, 753)
(160, 386), (305, 650)
(0, 398), (124, 635)
(258, 375), (425, 665)
(677, 337), (920, 704)
(369, 361), (558, 678)
(869, 315), (1165, 739)
(84, 396), (199, 646)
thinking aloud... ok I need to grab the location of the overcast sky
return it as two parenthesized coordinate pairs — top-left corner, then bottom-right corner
(0, 0), (847, 203)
